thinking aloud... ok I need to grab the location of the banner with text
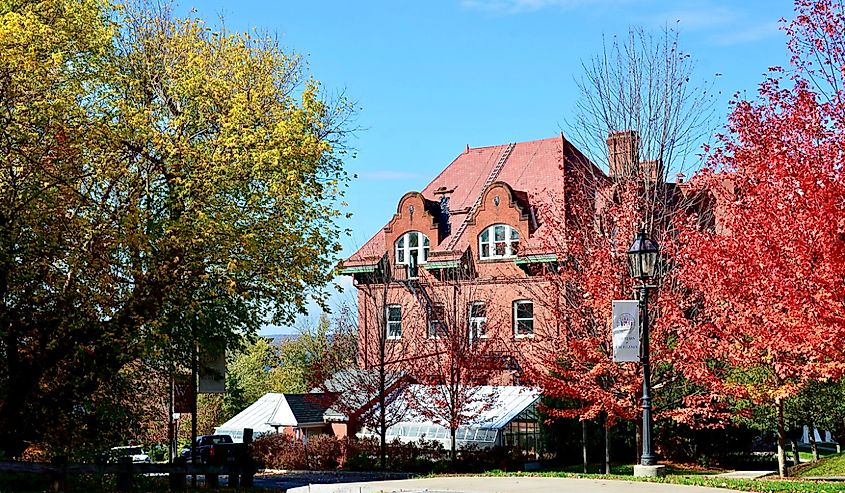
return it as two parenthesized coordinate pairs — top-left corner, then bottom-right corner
(173, 374), (194, 413)
(612, 300), (640, 363)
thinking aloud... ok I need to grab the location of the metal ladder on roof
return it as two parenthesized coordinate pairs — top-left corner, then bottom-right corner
(445, 142), (516, 251)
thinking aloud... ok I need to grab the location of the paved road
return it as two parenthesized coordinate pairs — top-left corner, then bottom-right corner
(282, 476), (736, 493)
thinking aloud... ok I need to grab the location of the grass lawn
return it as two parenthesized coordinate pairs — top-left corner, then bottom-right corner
(473, 467), (845, 493)
(795, 452), (845, 477)
(554, 462), (720, 476)
(797, 444), (839, 463)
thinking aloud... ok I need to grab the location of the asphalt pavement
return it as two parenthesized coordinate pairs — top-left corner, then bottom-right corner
(279, 476), (737, 493)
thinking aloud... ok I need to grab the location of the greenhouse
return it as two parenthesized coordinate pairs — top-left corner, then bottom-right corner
(359, 385), (542, 456)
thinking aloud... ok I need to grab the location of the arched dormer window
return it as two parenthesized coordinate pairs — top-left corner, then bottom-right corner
(479, 224), (519, 260)
(395, 231), (429, 278)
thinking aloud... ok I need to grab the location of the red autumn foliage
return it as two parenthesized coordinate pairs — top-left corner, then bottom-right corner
(673, 0), (845, 476)
(524, 157), (734, 430)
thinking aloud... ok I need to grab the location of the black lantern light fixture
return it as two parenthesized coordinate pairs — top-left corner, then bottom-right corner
(627, 229), (660, 470)
(626, 230), (660, 281)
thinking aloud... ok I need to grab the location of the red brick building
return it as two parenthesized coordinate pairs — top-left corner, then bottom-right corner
(339, 132), (714, 382)
(340, 135), (608, 377)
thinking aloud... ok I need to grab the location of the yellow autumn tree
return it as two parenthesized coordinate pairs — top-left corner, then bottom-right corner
(0, 0), (353, 458)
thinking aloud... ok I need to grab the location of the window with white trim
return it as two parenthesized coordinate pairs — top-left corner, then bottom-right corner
(513, 300), (534, 337)
(468, 301), (487, 342)
(479, 224), (520, 259)
(386, 305), (402, 339)
(428, 303), (446, 338)
(395, 231), (430, 278)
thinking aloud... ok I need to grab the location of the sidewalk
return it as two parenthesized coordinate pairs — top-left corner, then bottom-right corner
(286, 476), (736, 493)
(711, 471), (774, 479)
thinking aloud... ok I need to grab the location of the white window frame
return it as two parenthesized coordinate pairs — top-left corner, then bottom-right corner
(468, 301), (487, 342)
(395, 231), (430, 278)
(428, 303), (446, 339)
(479, 224), (520, 260)
(386, 304), (402, 340)
(513, 300), (534, 338)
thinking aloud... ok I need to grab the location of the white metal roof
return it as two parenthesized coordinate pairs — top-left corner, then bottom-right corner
(397, 385), (541, 429)
(359, 385), (541, 448)
(214, 392), (285, 440)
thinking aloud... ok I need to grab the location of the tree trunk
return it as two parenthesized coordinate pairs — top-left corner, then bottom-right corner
(191, 342), (198, 487)
(379, 323), (387, 472)
(604, 420), (611, 475)
(791, 436), (800, 466)
(450, 427), (457, 462)
(776, 398), (788, 477)
(808, 419), (819, 461)
(379, 404), (386, 471)
(582, 420), (588, 473)
(635, 418), (642, 465)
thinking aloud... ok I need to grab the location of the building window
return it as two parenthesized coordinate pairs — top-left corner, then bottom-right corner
(386, 305), (402, 339)
(514, 300), (533, 337)
(428, 303), (446, 338)
(395, 231), (430, 278)
(479, 224), (519, 260)
(469, 301), (487, 342)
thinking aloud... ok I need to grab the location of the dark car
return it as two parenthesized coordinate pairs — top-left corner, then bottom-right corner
(180, 435), (238, 465)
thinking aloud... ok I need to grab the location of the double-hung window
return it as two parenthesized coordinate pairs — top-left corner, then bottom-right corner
(386, 305), (402, 339)
(513, 300), (534, 337)
(468, 302), (487, 342)
(428, 303), (446, 338)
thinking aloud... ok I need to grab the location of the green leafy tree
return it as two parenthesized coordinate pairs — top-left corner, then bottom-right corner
(272, 314), (332, 392)
(224, 314), (334, 417)
(224, 338), (282, 417)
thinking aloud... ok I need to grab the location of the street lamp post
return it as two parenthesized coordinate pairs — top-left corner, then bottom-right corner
(626, 230), (660, 469)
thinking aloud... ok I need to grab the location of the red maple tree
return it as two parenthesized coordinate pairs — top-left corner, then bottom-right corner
(524, 156), (733, 467)
(674, 0), (845, 476)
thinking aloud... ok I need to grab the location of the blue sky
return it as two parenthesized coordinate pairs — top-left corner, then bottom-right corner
(181, 0), (795, 333)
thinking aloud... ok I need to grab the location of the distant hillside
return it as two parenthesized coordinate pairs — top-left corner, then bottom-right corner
(264, 333), (298, 347)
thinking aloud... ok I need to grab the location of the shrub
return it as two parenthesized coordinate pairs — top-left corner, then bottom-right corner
(251, 433), (306, 470)
(345, 436), (448, 473)
(307, 434), (341, 470)
(345, 436), (379, 471)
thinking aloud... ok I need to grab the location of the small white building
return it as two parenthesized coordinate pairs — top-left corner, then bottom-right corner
(215, 392), (332, 442)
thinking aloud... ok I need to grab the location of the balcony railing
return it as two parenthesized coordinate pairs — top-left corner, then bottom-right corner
(391, 263), (419, 281)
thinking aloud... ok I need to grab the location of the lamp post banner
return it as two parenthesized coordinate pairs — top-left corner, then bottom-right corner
(612, 300), (640, 362)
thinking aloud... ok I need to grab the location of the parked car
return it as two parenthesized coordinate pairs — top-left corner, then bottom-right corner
(179, 435), (241, 465)
(109, 445), (151, 464)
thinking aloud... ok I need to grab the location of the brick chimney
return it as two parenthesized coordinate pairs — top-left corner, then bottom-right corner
(640, 159), (664, 182)
(606, 130), (639, 179)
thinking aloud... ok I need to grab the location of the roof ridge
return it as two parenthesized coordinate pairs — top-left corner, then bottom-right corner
(467, 136), (559, 151)
(343, 135), (572, 264)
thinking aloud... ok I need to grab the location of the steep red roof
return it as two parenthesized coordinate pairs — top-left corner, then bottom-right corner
(345, 135), (602, 264)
